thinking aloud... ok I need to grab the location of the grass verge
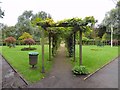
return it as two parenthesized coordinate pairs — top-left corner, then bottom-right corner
(0, 45), (53, 83)
(73, 45), (119, 73)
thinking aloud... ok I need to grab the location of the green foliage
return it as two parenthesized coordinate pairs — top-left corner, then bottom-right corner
(102, 33), (107, 41)
(97, 25), (106, 38)
(19, 32), (33, 40)
(57, 16), (95, 29)
(0, 7), (4, 18)
(72, 65), (89, 75)
(1, 25), (17, 40)
(52, 31), (62, 56)
(101, 1), (120, 39)
(15, 10), (34, 37)
(82, 37), (89, 42)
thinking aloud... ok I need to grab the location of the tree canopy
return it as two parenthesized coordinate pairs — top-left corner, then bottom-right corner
(101, 1), (120, 39)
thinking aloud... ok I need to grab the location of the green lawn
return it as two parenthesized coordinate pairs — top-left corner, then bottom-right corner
(0, 45), (53, 83)
(0, 45), (119, 83)
(74, 45), (119, 73)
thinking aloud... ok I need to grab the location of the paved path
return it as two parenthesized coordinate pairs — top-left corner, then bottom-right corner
(1, 55), (27, 88)
(29, 44), (118, 88)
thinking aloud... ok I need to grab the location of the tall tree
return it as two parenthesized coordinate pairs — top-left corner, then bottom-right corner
(117, 1), (120, 39)
(0, 2), (4, 18)
(1, 25), (16, 40)
(101, 1), (120, 39)
(15, 10), (34, 38)
(32, 11), (51, 20)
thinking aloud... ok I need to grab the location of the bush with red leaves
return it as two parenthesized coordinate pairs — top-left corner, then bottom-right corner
(24, 38), (35, 48)
(109, 40), (118, 46)
(4, 37), (16, 48)
(4, 37), (16, 44)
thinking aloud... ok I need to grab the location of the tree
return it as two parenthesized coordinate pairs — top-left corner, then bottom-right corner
(15, 10), (34, 37)
(0, 24), (17, 40)
(97, 25), (106, 38)
(24, 38), (35, 48)
(4, 37), (16, 47)
(0, 2), (4, 18)
(19, 32), (33, 40)
(101, 1), (120, 40)
(32, 11), (51, 20)
(117, 1), (120, 39)
(0, 8), (4, 18)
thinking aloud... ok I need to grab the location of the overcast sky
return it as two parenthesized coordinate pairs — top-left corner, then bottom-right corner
(0, 0), (116, 26)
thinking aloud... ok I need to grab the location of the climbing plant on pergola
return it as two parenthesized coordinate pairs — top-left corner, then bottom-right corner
(36, 16), (96, 73)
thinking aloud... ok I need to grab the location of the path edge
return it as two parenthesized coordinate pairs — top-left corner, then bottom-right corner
(1, 54), (29, 85)
(84, 56), (119, 80)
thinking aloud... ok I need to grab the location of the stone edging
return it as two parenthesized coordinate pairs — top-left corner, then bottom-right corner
(1, 54), (29, 85)
(83, 56), (119, 80)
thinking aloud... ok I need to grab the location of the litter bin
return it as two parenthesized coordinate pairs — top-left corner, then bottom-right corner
(28, 52), (39, 68)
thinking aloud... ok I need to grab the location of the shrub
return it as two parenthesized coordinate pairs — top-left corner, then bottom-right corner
(82, 37), (89, 42)
(72, 65), (89, 75)
(4, 37), (16, 48)
(23, 38), (35, 48)
(112, 40), (118, 46)
(19, 32), (33, 40)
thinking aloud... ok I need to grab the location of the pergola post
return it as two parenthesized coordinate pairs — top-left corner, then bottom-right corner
(41, 27), (45, 73)
(49, 32), (51, 61)
(79, 30), (82, 65)
(73, 32), (76, 62)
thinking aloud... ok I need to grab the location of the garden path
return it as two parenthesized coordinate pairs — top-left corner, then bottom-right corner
(29, 44), (118, 88)
(1, 55), (27, 88)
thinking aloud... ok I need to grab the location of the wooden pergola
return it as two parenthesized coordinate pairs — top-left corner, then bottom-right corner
(37, 17), (95, 73)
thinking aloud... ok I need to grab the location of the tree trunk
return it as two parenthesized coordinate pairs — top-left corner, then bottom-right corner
(29, 45), (31, 48)
(79, 30), (82, 65)
(73, 32), (76, 62)
(49, 33), (51, 61)
(41, 29), (45, 73)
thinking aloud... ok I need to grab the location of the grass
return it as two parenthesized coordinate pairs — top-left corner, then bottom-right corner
(74, 45), (119, 73)
(0, 45), (53, 83)
(0, 45), (119, 83)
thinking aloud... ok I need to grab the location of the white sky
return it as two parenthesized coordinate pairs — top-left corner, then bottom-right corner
(0, 0), (116, 26)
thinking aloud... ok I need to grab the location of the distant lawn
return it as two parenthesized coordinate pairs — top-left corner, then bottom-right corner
(0, 45), (53, 83)
(74, 45), (119, 73)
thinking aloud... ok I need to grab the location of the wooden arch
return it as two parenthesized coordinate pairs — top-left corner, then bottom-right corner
(37, 17), (95, 73)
